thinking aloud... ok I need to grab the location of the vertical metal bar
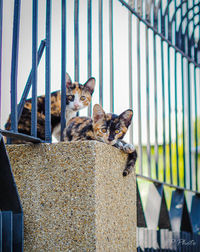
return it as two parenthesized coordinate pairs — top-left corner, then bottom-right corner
(192, 0), (195, 61)
(137, 19), (142, 174)
(17, 40), (46, 121)
(174, 0), (179, 186)
(194, 67), (198, 191)
(174, 57), (179, 186)
(74, 0), (79, 82)
(87, 0), (92, 117)
(134, 0), (137, 13)
(199, 3), (200, 65)
(153, 4), (158, 179)
(167, 6), (173, 184)
(146, 27), (151, 177)
(99, 0), (103, 106)
(45, 0), (51, 143)
(150, 2), (154, 27)
(186, 1), (192, 190)
(109, 0), (114, 113)
(13, 213), (24, 252)
(193, 0), (198, 192)
(2, 212), (12, 251)
(187, 64), (192, 190)
(61, 0), (66, 141)
(167, 45), (173, 184)
(10, 0), (21, 133)
(0, 0), (2, 126)
(128, 6), (133, 144)
(31, 0), (38, 137)
(180, 4), (186, 189)
(160, 1), (165, 36)
(181, 56), (186, 188)
(160, 1), (166, 183)
(0, 212), (2, 252)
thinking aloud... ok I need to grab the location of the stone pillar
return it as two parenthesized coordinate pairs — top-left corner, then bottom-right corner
(7, 141), (136, 251)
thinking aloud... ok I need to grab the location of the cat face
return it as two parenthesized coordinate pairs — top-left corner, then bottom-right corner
(92, 104), (133, 145)
(66, 73), (95, 112)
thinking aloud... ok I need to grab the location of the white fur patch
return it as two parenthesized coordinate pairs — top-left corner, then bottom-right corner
(52, 123), (62, 141)
(52, 110), (77, 141)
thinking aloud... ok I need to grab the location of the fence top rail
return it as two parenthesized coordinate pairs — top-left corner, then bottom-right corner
(137, 174), (200, 196)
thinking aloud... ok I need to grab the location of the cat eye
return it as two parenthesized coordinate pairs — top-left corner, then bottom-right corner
(115, 130), (120, 134)
(101, 128), (107, 133)
(80, 96), (86, 101)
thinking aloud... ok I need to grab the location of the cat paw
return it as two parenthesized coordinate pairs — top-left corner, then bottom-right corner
(123, 144), (135, 153)
(123, 170), (129, 176)
(117, 141), (124, 150)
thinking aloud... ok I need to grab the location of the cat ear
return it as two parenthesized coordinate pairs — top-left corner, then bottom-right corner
(66, 73), (72, 88)
(93, 104), (105, 123)
(84, 77), (96, 95)
(119, 109), (133, 128)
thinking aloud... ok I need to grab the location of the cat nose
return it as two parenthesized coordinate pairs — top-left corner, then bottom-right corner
(108, 136), (114, 142)
(74, 103), (79, 109)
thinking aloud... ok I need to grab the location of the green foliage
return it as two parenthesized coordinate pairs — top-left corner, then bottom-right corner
(194, 118), (200, 146)
(136, 142), (185, 187)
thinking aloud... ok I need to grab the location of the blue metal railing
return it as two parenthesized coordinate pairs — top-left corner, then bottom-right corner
(45, 0), (51, 143)
(0, 1), (200, 249)
(31, 0), (38, 138)
(87, 0), (92, 117)
(10, 0), (21, 133)
(120, 0), (200, 192)
(0, 0), (199, 188)
(99, 0), (103, 107)
(61, 0), (66, 141)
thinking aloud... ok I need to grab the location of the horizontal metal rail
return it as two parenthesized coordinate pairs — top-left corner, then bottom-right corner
(0, 129), (43, 143)
(137, 174), (200, 195)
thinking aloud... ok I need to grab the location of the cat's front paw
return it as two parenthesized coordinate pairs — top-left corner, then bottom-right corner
(123, 143), (135, 153)
(117, 141), (124, 150)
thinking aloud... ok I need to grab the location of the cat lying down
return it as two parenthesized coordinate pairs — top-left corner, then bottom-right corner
(65, 104), (137, 176)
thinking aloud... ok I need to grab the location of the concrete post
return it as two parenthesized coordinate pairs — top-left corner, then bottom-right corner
(7, 141), (136, 251)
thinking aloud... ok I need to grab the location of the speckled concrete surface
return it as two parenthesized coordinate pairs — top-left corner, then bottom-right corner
(6, 141), (136, 252)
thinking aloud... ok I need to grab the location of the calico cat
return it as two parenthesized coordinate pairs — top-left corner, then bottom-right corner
(5, 73), (96, 142)
(65, 104), (137, 176)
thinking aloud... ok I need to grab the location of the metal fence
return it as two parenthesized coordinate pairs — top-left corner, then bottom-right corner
(0, 0), (200, 251)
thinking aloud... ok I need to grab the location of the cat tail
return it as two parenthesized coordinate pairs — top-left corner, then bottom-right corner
(123, 149), (137, 176)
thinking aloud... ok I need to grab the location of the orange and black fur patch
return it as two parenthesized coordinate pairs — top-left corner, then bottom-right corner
(5, 91), (61, 140)
(65, 104), (137, 176)
(66, 117), (94, 141)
